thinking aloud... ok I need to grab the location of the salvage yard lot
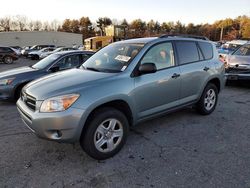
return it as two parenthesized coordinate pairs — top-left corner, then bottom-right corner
(1, 58), (250, 188)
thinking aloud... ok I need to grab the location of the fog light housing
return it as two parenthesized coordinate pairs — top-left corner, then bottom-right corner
(50, 130), (62, 139)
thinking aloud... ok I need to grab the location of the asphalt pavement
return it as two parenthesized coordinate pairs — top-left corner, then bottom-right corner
(0, 58), (250, 188)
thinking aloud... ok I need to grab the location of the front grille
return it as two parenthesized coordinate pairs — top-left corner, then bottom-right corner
(226, 67), (250, 74)
(21, 92), (36, 111)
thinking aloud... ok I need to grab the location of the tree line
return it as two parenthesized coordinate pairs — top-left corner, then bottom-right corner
(0, 15), (250, 41)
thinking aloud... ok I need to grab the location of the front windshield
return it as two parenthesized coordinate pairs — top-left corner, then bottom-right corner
(53, 48), (62, 52)
(82, 43), (144, 73)
(30, 45), (37, 50)
(40, 48), (47, 52)
(32, 54), (60, 69)
(233, 44), (250, 56)
(228, 44), (241, 51)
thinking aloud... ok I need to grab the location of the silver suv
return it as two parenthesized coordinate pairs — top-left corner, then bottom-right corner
(17, 35), (225, 160)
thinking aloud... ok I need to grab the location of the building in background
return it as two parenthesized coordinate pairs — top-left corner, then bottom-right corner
(0, 31), (82, 47)
(84, 25), (127, 51)
(105, 25), (127, 41)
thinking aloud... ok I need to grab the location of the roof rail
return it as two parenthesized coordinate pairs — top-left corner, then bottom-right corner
(159, 34), (209, 41)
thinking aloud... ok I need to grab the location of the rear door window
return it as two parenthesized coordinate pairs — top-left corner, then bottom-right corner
(198, 42), (213, 60)
(175, 41), (199, 65)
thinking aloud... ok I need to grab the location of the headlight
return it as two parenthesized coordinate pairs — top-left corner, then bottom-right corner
(0, 78), (15, 86)
(40, 94), (80, 112)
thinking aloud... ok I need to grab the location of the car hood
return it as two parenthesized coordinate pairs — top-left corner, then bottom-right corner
(227, 55), (250, 69)
(227, 55), (250, 65)
(0, 66), (37, 79)
(42, 51), (52, 55)
(29, 51), (41, 55)
(24, 68), (115, 100)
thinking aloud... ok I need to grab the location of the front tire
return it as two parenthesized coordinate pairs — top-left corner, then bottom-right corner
(197, 83), (218, 115)
(80, 107), (129, 160)
(4, 56), (13, 64)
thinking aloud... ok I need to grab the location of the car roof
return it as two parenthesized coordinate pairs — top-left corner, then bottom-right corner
(0, 46), (11, 48)
(227, 40), (248, 45)
(116, 35), (211, 45)
(54, 50), (94, 56)
(119, 37), (158, 44)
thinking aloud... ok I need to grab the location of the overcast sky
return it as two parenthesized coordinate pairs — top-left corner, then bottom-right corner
(0, 0), (249, 24)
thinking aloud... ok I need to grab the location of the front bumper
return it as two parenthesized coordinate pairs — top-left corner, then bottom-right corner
(225, 67), (250, 81)
(0, 85), (14, 100)
(16, 98), (86, 143)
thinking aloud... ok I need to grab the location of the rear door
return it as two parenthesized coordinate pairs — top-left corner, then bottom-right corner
(175, 41), (211, 104)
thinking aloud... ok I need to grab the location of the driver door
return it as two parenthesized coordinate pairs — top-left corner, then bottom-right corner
(133, 42), (181, 119)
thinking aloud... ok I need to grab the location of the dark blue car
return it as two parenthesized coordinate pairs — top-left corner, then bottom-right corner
(0, 50), (94, 101)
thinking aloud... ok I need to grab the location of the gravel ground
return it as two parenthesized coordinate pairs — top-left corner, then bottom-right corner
(0, 58), (250, 188)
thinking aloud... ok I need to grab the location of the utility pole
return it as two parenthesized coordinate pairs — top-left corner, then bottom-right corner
(220, 26), (224, 41)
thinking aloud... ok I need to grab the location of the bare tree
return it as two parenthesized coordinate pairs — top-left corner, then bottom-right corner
(28, 21), (34, 31)
(34, 20), (42, 31)
(0, 16), (11, 31)
(50, 20), (61, 31)
(43, 21), (51, 31)
(15, 15), (28, 31)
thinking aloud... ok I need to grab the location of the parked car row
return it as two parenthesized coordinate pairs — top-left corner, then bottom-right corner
(0, 35), (226, 160)
(0, 44), (82, 64)
(21, 45), (56, 57)
(21, 45), (80, 60)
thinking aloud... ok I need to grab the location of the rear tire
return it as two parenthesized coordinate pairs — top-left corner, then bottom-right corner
(80, 107), (129, 160)
(4, 56), (13, 64)
(196, 83), (218, 115)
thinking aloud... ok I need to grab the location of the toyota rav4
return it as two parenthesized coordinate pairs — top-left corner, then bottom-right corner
(17, 35), (225, 160)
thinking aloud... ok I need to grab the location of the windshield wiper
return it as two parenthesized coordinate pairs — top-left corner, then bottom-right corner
(82, 66), (100, 72)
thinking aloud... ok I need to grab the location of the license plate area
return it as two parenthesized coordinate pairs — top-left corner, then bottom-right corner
(227, 75), (238, 80)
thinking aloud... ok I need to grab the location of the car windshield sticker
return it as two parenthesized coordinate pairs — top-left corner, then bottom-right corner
(121, 66), (127, 71)
(115, 55), (131, 62)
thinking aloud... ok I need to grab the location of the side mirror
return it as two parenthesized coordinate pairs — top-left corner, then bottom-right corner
(49, 66), (60, 72)
(139, 63), (157, 75)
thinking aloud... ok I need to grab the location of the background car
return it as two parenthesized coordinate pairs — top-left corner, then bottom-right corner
(225, 42), (250, 81)
(40, 47), (77, 59)
(10, 46), (22, 56)
(21, 45), (55, 57)
(0, 50), (94, 100)
(28, 47), (56, 60)
(0, 46), (19, 64)
(218, 40), (248, 57)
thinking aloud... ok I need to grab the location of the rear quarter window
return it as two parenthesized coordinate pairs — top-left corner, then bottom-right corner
(175, 41), (199, 65)
(198, 42), (213, 60)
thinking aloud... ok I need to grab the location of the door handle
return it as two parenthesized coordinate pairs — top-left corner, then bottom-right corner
(172, 73), (180, 79)
(203, 67), (210, 71)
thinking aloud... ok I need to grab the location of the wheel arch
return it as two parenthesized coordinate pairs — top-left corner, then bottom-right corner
(207, 77), (221, 93)
(14, 81), (30, 100)
(79, 99), (134, 141)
